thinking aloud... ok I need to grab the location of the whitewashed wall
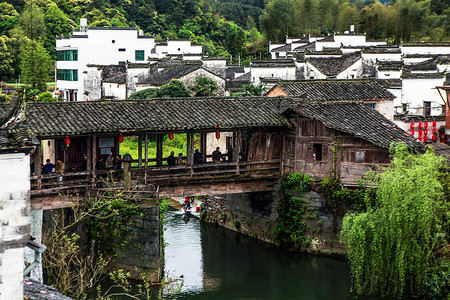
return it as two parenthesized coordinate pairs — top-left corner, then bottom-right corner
(250, 66), (297, 84)
(401, 77), (446, 116)
(0, 152), (31, 300)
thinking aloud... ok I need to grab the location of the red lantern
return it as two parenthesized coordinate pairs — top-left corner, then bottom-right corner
(424, 129), (428, 135)
(424, 135), (428, 142)
(432, 121), (437, 127)
(411, 130), (415, 136)
(410, 122), (415, 129)
(432, 134), (437, 142)
(419, 130), (423, 136)
(169, 132), (174, 140)
(432, 128), (437, 134)
(424, 122), (428, 128)
(118, 134), (124, 143)
(64, 136), (70, 146)
(419, 122), (423, 129)
(442, 134), (446, 142)
(418, 136), (423, 141)
(215, 131), (220, 140)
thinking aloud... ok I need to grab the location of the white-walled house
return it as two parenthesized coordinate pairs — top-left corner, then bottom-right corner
(249, 60), (296, 85)
(56, 19), (202, 101)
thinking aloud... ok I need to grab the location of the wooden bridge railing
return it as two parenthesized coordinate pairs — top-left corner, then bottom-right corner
(30, 159), (281, 193)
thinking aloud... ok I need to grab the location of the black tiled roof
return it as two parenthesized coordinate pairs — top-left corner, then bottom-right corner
(288, 101), (424, 150)
(377, 61), (403, 71)
(0, 96), (38, 151)
(139, 66), (201, 85)
(362, 46), (401, 54)
(406, 58), (438, 71)
(103, 73), (126, 84)
(20, 97), (291, 137)
(402, 71), (445, 79)
(271, 44), (291, 52)
(307, 52), (361, 76)
(250, 59), (295, 67)
(273, 80), (395, 101)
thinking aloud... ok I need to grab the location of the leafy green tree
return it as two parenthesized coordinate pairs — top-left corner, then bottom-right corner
(20, 38), (52, 92)
(242, 83), (266, 96)
(19, 4), (46, 42)
(0, 3), (19, 36)
(0, 35), (14, 81)
(260, 0), (294, 42)
(37, 91), (57, 102)
(44, 4), (76, 59)
(157, 80), (191, 98)
(128, 88), (158, 99)
(341, 143), (450, 298)
(191, 76), (218, 97)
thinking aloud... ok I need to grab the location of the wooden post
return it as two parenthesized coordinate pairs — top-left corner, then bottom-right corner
(201, 132), (207, 162)
(138, 134), (142, 169)
(280, 131), (285, 175)
(123, 153), (132, 190)
(86, 137), (91, 181)
(144, 132), (149, 184)
(235, 129), (241, 175)
(63, 143), (69, 173)
(34, 142), (42, 190)
(156, 134), (163, 166)
(92, 135), (97, 188)
(188, 132), (194, 177)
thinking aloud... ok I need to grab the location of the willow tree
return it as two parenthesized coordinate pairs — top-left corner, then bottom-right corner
(341, 143), (449, 298)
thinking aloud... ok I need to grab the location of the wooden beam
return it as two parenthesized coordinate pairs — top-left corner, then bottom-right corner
(92, 134), (97, 188)
(31, 195), (83, 211)
(86, 136), (91, 180)
(34, 142), (42, 190)
(235, 129), (241, 175)
(201, 132), (206, 163)
(138, 135), (142, 168)
(188, 132), (194, 177)
(156, 134), (163, 166)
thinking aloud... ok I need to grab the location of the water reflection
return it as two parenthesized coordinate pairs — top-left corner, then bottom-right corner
(164, 209), (368, 300)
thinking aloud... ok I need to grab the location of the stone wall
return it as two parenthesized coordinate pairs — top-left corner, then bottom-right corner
(106, 206), (162, 282)
(200, 182), (346, 255)
(42, 204), (162, 283)
(0, 152), (31, 300)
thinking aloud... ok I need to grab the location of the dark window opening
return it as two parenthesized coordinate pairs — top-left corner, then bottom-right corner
(366, 102), (377, 110)
(118, 48), (126, 52)
(402, 103), (408, 112)
(313, 143), (322, 161)
(424, 101), (431, 116)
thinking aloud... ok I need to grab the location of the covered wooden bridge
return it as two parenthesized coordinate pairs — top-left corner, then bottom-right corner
(23, 97), (290, 208)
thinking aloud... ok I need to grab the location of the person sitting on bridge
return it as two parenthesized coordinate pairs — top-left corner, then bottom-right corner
(44, 159), (54, 173)
(194, 149), (203, 164)
(105, 152), (114, 170)
(177, 153), (184, 165)
(212, 147), (222, 163)
(167, 151), (176, 166)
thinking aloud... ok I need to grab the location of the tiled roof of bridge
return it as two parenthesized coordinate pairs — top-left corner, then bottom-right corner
(272, 80), (395, 101)
(20, 97), (291, 137)
(288, 101), (424, 150)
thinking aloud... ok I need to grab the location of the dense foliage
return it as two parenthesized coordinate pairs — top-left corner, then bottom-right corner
(191, 76), (218, 96)
(273, 172), (313, 249)
(129, 80), (191, 99)
(260, 0), (450, 43)
(341, 143), (450, 298)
